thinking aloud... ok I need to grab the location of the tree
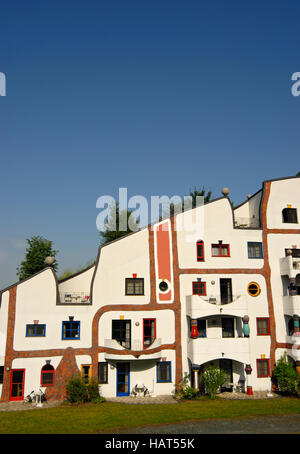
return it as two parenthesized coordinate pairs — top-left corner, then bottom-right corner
(16, 236), (58, 281)
(200, 365), (228, 399)
(189, 187), (212, 206)
(99, 203), (140, 245)
(272, 353), (300, 396)
(161, 186), (212, 220)
(297, 172), (300, 177)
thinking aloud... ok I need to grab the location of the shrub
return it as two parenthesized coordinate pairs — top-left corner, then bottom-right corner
(201, 365), (228, 399)
(66, 376), (88, 403)
(272, 354), (300, 396)
(175, 373), (199, 400)
(87, 380), (100, 401)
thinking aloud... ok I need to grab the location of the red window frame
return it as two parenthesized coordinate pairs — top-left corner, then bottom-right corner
(40, 365), (55, 386)
(143, 318), (156, 349)
(9, 369), (25, 401)
(192, 281), (207, 296)
(256, 359), (270, 377)
(211, 243), (230, 257)
(196, 241), (205, 262)
(256, 318), (270, 336)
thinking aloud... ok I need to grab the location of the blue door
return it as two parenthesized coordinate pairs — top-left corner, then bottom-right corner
(116, 362), (130, 396)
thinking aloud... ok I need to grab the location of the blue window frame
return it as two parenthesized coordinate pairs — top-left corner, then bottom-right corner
(26, 324), (46, 337)
(247, 242), (263, 259)
(156, 361), (172, 383)
(62, 321), (80, 340)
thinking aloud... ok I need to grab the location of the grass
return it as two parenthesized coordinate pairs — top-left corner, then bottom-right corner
(0, 397), (299, 434)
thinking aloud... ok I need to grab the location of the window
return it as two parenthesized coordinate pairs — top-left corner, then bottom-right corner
(0, 366), (3, 384)
(285, 248), (300, 258)
(287, 317), (294, 336)
(143, 319), (156, 348)
(125, 278), (144, 295)
(222, 317), (235, 338)
(196, 241), (205, 262)
(156, 361), (171, 383)
(248, 242), (263, 259)
(256, 318), (270, 336)
(26, 324), (46, 337)
(62, 321), (80, 339)
(41, 364), (55, 386)
(98, 362), (108, 384)
(220, 278), (233, 304)
(282, 208), (298, 224)
(247, 282), (261, 297)
(112, 320), (131, 349)
(81, 365), (91, 385)
(212, 243), (230, 257)
(256, 359), (270, 377)
(192, 281), (206, 296)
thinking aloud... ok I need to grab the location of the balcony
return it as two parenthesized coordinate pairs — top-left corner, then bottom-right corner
(234, 216), (260, 229)
(188, 337), (250, 365)
(104, 338), (163, 360)
(186, 294), (248, 318)
(59, 292), (91, 304)
(280, 256), (300, 278)
(282, 295), (300, 316)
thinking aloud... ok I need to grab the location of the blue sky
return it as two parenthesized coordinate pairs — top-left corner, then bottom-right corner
(0, 0), (299, 288)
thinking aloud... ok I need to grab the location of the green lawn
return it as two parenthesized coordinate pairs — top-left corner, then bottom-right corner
(0, 397), (299, 434)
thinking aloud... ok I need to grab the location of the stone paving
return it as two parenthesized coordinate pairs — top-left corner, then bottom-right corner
(0, 391), (281, 411)
(0, 400), (62, 412)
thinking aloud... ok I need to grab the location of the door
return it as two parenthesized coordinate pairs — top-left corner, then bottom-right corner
(116, 362), (130, 396)
(220, 278), (233, 303)
(10, 369), (25, 401)
(219, 359), (233, 392)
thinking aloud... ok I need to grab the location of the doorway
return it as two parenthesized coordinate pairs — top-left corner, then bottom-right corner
(116, 362), (130, 396)
(10, 369), (25, 401)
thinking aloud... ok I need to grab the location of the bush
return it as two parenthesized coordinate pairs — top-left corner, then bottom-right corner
(175, 373), (199, 400)
(272, 354), (300, 396)
(201, 365), (228, 399)
(87, 380), (100, 401)
(66, 376), (88, 403)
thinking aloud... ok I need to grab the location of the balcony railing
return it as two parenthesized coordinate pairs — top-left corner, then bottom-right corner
(234, 217), (260, 228)
(59, 292), (90, 304)
(104, 338), (162, 351)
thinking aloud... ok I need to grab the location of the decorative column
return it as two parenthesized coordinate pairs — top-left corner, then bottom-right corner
(293, 314), (300, 334)
(242, 315), (250, 338)
(192, 365), (200, 390)
(245, 364), (253, 395)
(191, 320), (198, 339)
(289, 278), (297, 296)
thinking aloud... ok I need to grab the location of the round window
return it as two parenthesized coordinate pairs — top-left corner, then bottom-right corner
(247, 282), (261, 297)
(159, 281), (168, 292)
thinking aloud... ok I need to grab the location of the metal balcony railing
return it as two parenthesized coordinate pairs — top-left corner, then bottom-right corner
(59, 292), (90, 303)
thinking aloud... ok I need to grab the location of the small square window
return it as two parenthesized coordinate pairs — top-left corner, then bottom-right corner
(157, 361), (171, 383)
(256, 318), (270, 335)
(282, 208), (298, 223)
(125, 278), (144, 295)
(62, 321), (80, 340)
(248, 242), (263, 259)
(256, 359), (270, 377)
(98, 362), (108, 384)
(192, 281), (206, 296)
(26, 324), (46, 337)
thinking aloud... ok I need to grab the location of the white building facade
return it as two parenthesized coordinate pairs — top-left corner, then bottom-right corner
(0, 176), (299, 401)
